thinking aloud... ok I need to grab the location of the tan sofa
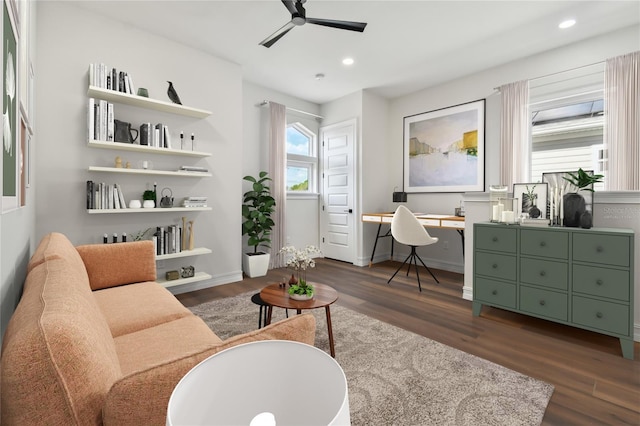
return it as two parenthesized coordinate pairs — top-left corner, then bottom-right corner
(1, 232), (316, 425)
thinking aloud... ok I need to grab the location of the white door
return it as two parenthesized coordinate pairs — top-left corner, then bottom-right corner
(320, 119), (356, 263)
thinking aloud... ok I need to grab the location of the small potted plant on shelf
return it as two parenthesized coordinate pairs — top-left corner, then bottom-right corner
(242, 171), (276, 277)
(562, 168), (603, 228)
(279, 245), (322, 300)
(142, 190), (156, 208)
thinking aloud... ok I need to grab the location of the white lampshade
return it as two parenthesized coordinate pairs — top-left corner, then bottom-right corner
(167, 340), (350, 425)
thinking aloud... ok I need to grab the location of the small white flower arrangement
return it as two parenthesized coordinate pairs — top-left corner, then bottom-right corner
(279, 245), (322, 296)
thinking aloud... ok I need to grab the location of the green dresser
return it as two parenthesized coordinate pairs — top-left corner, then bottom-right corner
(473, 222), (635, 359)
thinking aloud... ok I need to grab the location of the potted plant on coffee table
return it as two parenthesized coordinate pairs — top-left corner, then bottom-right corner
(242, 171), (276, 277)
(279, 245), (322, 300)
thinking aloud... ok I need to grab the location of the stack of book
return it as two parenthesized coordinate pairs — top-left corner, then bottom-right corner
(520, 218), (551, 227)
(154, 225), (182, 256)
(87, 97), (114, 141)
(140, 123), (173, 148)
(89, 63), (135, 94)
(182, 196), (207, 208)
(179, 166), (209, 172)
(86, 181), (127, 210)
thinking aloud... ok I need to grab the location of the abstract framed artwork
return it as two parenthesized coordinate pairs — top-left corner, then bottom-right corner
(513, 182), (548, 219)
(2, 0), (18, 213)
(403, 99), (485, 193)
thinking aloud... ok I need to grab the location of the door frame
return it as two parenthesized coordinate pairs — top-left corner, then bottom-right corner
(319, 118), (358, 264)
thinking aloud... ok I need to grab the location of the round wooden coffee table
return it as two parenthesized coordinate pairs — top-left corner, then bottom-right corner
(260, 282), (338, 357)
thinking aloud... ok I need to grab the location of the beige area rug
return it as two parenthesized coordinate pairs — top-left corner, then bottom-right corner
(190, 292), (554, 425)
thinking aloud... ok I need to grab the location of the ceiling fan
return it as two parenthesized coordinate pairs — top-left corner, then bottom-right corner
(259, 0), (367, 48)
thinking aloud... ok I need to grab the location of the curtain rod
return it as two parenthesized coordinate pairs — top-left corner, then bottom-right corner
(258, 100), (324, 119)
(494, 60), (605, 91)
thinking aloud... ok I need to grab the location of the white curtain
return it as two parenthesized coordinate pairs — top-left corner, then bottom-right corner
(499, 80), (530, 187)
(604, 51), (640, 190)
(268, 102), (287, 268)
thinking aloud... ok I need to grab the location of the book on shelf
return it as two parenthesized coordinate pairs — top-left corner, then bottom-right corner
(179, 166), (209, 172)
(182, 196), (208, 208)
(89, 63), (135, 94)
(87, 98), (95, 141)
(86, 181), (128, 210)
(107, 103), (114, 141)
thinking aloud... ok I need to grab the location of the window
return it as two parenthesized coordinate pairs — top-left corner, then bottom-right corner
(286, 123), (317, 193)
(528, 63), (605, 188)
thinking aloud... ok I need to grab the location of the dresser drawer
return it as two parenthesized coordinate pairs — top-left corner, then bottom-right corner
(520, 258), (568, 290)
(475, 251), (516, 281)
(520, 229), (569, 259)
(475, 225), (517, 253)
(573, 296), (629, 336)
(573, 265), (630, 302)
(474, 277), (516, 309)
(573, 234), (630, 267)
(520, 286), (568, 321)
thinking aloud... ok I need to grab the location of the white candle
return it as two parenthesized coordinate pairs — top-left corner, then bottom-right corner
(492, 204), (504, 221)
(142, 160), (148, 169)
(501, 210), (514, 223)
(559, 188), (564, 225)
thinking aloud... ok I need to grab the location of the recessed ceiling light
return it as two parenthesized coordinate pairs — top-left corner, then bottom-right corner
(559, 19), (576, 29)
(342, 57), (355, 66)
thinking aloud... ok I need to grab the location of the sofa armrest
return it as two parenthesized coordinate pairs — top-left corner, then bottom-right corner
(76, 240), (156, 290)
(102, 314), (316, 425)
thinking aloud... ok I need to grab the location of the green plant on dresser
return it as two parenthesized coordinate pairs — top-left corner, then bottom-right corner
(472, 222), (635, 359)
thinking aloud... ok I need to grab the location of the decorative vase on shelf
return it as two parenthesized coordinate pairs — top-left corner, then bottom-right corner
(142, 200), (155, 209)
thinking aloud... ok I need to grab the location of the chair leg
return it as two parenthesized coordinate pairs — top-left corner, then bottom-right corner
(387, 252), (413, 285)
(414, 250), (440, 284)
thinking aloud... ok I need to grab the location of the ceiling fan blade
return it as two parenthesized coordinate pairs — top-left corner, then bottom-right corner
(280, 0), (297, 15)
(306, 17), (367, 32)
(259, 21), (296, 48)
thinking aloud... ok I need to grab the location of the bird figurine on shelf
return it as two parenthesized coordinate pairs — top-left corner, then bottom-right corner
(166, 81), (182, 105)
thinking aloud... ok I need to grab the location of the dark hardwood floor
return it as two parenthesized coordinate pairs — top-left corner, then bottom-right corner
(176, 258), (640, 425)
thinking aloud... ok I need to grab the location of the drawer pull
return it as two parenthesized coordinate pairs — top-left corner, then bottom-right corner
(596, 312), (603, 319)
(596, 279), (603, 286)
(539, 271), (546, 277)
(540, 241), (546, 247)
(492, 237), (498, 242)
(492, 290), (497, 295)
(539, 300), (546, 306)
(596, 246), (604, 253)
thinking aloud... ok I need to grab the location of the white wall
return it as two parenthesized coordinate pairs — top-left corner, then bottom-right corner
(242, 81), (321, 254)
(35, 2), (244, 293)
(0, 0), (37, 345)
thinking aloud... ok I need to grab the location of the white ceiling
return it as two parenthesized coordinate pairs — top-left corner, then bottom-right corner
(76, 0), (640, 104)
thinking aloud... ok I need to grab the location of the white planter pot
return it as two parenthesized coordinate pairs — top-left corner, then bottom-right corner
(243, 252), (270, 278)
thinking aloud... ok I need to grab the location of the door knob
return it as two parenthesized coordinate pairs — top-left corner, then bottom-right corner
(344, 209), (353, 213)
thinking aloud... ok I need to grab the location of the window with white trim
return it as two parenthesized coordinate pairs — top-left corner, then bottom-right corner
(286, 123), (317, 193)
(529, 63), (606, 189)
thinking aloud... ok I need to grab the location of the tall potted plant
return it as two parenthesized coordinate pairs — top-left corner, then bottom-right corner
(242, 171), (276, 277)
(562, 168), (603, 228)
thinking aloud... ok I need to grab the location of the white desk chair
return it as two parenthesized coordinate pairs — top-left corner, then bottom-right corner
(387, 205), (440, 291)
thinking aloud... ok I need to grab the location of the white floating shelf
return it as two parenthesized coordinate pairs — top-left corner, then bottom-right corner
(156, 247), (212, 261)
(88, 166), (211, 178)
(88, 86), (211, 118)
(87, 207), (211, 214)
(158, 272), (212, 288)
(87, 140), (211, 158)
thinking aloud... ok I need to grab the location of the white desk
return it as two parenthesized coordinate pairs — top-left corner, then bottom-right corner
(362, 212), (465, 266)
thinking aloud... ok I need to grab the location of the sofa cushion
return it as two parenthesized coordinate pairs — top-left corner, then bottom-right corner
(114, 315), (222, 375)
(1, 259), (121, 425)
(93, 282), (193, 337)
(26, 232), (87, 276)
(76, 240), (156, 290)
